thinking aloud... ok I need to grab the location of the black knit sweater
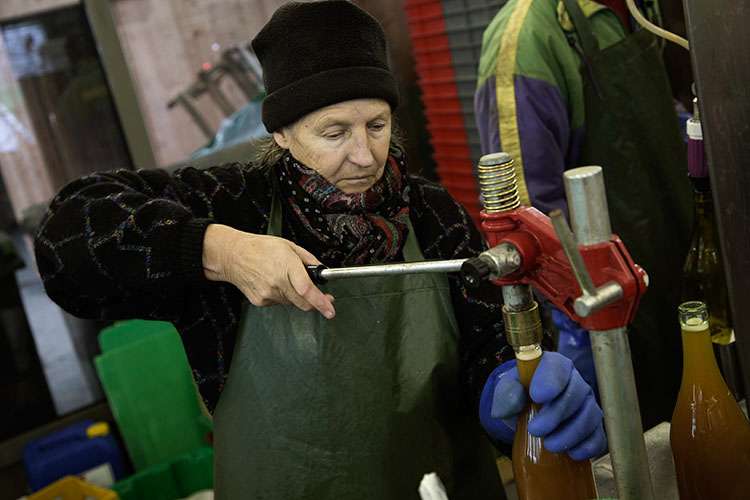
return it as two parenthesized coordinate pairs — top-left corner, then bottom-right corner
(34, 157), (512, 413)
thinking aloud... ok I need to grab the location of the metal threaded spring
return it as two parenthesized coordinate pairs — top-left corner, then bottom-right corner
(477, 152), (520, 213)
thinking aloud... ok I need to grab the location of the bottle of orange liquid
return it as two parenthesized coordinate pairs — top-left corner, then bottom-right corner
(670, 301), (750, 499)
(511, 343), (598, 500)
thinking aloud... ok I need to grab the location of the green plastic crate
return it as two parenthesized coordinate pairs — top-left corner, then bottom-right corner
(99, 319), (177, 353)
(95, 321), (210, 470)
(114, 463), (179, 500)
(112, 447), (213, 500)
(172, 446), (214, 494)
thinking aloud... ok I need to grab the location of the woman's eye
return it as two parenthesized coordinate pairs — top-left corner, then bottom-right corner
(369, 122), (386, 132)
(324, 131), (344, 140)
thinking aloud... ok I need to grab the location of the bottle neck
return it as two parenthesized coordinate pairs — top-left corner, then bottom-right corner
(690, 178), (716, 232)
(681, 324), (722, 380)
(515, 344), (542, 389)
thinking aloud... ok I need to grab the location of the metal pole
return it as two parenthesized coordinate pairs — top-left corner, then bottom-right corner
(590, 327), (654, 499)
(564, 166), (655, 500)
(501, 284), (535, 312)
(564, 166), (612, 245)
(84, 0), (157, 168)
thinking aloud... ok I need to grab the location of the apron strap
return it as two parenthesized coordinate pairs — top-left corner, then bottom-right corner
(267, 188), (426, 261)
(267, 186), (284, 237)
(561, 0), (600, 59)
(402, 217), (425, 262)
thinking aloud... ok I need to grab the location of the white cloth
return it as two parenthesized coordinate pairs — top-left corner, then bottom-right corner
(419, 473), (450, 500)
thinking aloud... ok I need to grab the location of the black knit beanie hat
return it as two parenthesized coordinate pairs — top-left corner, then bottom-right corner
(251, 0), (400, 132)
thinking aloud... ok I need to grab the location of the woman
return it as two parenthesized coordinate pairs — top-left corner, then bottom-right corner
(34, 2), (604, 498)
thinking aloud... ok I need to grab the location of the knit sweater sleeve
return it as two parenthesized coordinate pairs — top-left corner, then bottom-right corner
(407, 176), (513, 410)
(35, 163), (273, 411)
(34, 163), (272, 322)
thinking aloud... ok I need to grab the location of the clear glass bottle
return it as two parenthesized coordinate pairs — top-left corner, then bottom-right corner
(512, 343), (597, 500)
(670, 301), (750, 500)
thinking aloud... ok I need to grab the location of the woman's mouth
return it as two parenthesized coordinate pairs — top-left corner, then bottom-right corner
(338, 175), (376, 192)
(340, 176), (374, 184)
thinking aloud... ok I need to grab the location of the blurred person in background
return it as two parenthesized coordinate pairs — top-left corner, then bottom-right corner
(475, 0), (692, 429)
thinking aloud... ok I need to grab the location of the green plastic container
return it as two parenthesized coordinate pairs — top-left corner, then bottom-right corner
(118, 462), (179, 500)
(99, 319), (176, 353)
(112, 447), (213, 500)
(172, 446), (214, 494)
(95, 320), (210, 470)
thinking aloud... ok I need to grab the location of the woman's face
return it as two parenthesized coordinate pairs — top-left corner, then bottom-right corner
(273, 98), (392, 193)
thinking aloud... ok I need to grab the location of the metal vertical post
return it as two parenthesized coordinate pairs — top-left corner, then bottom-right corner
(501, 284), (535, 312)
(564, 166), (655, 500)
(83, 0), (157, 169)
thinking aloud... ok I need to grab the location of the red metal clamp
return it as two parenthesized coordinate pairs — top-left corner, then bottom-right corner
(479, 206), (648, 331)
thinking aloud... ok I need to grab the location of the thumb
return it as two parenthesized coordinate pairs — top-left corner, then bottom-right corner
(491, 368), (527, 419)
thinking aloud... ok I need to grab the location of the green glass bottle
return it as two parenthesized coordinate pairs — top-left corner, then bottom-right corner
(680, 96), (744, 399)
(681, 178), (732, 344)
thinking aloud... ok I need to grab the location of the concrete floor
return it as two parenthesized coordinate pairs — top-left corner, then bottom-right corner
(0, 232), (107, 499)
(11, 231), (102, 417)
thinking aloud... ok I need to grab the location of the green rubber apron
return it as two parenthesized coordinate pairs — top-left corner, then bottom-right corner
(562, 0), (693, 429)
(213, 191), (504, 499)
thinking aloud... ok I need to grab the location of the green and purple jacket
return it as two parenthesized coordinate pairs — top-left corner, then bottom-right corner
(475, 0), (626, 215)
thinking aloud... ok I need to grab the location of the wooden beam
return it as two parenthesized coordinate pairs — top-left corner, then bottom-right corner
(683, 0), (750, 395)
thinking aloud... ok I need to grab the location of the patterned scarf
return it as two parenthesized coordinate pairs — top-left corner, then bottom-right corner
(275, 152), (411, 267)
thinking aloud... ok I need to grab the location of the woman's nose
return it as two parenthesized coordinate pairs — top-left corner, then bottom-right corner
(348, 129), (376, 167)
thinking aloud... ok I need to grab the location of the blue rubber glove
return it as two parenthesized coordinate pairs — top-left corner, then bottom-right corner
(552, 307), (599, 396)
(479, 352), (607, 460)
(479, 360), (520, 444)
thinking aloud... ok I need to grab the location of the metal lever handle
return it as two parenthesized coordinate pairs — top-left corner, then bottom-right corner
(549, 209), (623, 317)
(305, 260), (467, 285)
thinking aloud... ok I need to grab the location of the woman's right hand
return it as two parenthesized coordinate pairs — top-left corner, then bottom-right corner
(202, 224), (335, 319)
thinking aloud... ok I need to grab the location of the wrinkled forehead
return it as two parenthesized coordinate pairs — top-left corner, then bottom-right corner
(295, 98), (392, 130)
